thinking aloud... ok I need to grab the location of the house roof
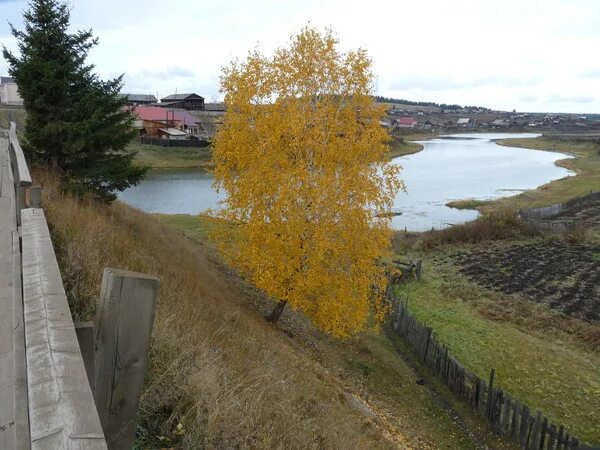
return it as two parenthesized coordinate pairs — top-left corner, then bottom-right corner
(156, 101), (182, 107)
(161, 93), (205, 101)
(457, 118), (470, 124)
(119, 93), (157, 102)
(159, 128), (188, 136)
(0, 76), (15, 84)
(134, 106), (200, 127)
(204, 102), (226, 111)
(395, 117), (417, 125)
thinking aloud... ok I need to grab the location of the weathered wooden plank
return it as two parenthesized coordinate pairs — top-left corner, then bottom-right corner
(492, 390), (503, 432)
(12, 229), (30, 449)
(568, 437), (578, 450)
(547, 424), (556, 450)
(539, 417), (548, 450)
(29, 186), (42, 209)
(510, 400), (521, 441)
(520, 405), (531, 448)
(7, 123), (31, 187)
(21, 208), (106, 449)
(564, 433), (571, 450)
(500, 393), (511, 435)
(94, 268), (159, 450)
(556, 426), (565, 449)
(486, 368), (495, 420)
(75, 322), (95, 393)
(0, 136), (21, 450)
(530, 411), (542, 450)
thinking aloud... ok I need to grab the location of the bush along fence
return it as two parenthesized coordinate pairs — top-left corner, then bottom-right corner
(387, 292), (582, 450)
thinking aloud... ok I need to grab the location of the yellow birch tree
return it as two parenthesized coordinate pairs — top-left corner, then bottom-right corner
(211, 27), (402, 338)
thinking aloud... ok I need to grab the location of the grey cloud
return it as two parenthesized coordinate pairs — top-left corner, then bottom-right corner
(386, 74), (542, 92)
(547, 94), (595, 104)
(580, 68), (600, 78)
(518, 94), (538, 103)
(131, 66), (196, 81)
(166, 66), (195, 77)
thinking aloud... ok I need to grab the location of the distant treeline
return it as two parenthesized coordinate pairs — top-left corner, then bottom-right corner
(373, 96), (491, 111)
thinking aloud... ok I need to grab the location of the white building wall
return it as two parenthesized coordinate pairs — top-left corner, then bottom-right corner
(0, 82), (23, 105)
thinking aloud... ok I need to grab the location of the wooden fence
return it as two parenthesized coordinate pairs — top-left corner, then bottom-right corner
(388, 293), (582, 449)
(519, 190), (600, 221)
(140, 136), (210, 148)
(1, 122), (159, 450)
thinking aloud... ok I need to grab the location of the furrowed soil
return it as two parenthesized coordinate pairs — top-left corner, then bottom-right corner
(447, 240), (600, 321)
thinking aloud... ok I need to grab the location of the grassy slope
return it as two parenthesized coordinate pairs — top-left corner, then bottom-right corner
(38, 173), (513, 449)
(156, 214), (514, 449)
(488, 137), (600, 210)
(393, 250), (600, 444)
(129, 141), (214, 169)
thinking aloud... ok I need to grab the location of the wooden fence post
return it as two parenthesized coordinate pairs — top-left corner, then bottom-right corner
(93, 268), (160, 450)
(29, 186), (42, 208)
(16, 186), (26, 225)
(486, 368), (495, 420)
(75, 322), (95, 392)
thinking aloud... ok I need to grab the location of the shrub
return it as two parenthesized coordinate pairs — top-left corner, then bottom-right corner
(421, 208), (536, 247)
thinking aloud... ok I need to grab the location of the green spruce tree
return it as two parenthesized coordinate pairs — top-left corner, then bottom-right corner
(3, 0), (147, 201)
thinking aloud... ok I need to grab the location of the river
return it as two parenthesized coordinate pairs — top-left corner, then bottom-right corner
(118, 133), (574, 231)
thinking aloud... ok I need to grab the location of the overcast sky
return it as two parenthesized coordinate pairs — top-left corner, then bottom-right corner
(1, 0), (599, 113)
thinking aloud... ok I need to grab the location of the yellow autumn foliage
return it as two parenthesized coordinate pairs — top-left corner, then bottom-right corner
(211, 27), (402, 338)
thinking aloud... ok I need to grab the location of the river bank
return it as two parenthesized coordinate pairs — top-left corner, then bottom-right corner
(130, 133), (432, 169)
(446, 135), (599, 212)
(130, 141), (214, 169)
(490, 136), (599, 210)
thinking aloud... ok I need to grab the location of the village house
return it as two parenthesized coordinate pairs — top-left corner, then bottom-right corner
(204, 102), (226, 112)
(491, 118), (510, 128)
(0, 76), (23, 105)
(157, 127), (188, 140)
(420, 120), (435, 130)
(457, 117), (471, 127)
(159, 93), (205, 111)
(393, 117), (418, 129)
(379, 119), (392, 129)
(119, 93), (157, 106)
(134, 106), (202, 138)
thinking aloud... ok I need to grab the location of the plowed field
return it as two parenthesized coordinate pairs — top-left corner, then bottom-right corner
(449, 241), (600, 321)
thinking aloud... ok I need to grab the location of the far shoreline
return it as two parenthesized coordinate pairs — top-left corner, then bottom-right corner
(446, 134), (596, 213)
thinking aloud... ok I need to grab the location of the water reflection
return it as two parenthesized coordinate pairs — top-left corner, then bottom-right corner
(119, 133), (574, 231)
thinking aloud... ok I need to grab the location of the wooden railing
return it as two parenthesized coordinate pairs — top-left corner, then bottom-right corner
(2, 122), (159, 450)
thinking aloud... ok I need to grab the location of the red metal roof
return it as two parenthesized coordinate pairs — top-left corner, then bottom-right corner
(134, 106), (199, 127)
(396, 117), (417, 125)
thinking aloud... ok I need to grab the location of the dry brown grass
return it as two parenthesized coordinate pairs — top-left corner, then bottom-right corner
(36, 169), (394, 449)
(419, 208), (537, 248)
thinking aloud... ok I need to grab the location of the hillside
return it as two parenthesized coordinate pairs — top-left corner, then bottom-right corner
(36, 169), (511, 449)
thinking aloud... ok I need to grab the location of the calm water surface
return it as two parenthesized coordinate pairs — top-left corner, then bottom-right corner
(119, 133), (574, 231)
